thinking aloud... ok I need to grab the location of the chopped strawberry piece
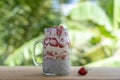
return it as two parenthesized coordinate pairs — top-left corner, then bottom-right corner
(59, 26), (64, 29)
(59, 43), (64, 48)
(44, 37), (50, 46)
(59, 37), (65, 48)
(61, 55), (67, 60)
(57, 29), (62, 36)
(48, 52), (54, 57)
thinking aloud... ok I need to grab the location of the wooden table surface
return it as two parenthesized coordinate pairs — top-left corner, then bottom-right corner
(0, 66), (120, 80)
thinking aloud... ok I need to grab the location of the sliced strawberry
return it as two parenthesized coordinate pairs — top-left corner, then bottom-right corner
(47, 51), (54, 57)
(44, 37), (50, 46)
(59, 43), (64, 48)
(59, 26), (64, 29)
(61, 55), (67, 60)
(57, 29), (62, 36)
(59, 37), (65, 48)
(49, 38), (58, 47)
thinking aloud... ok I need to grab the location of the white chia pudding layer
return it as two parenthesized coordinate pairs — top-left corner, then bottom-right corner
(42, 58), (70, 75)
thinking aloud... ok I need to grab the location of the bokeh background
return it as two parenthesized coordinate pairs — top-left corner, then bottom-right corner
(0, 0), (120, 67)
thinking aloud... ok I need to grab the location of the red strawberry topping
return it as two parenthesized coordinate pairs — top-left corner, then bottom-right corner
(78, 67), (88, 75)
(57, 29), (62, 36)
(44, 37), (50, 46)
(59, 43), (64, 48)
(61, 55), (67, 60)
(59, 26), (64, 29)
(59, 37), (65, 48)
(47, 51), (54, 57)
(49, 38), (58, 47)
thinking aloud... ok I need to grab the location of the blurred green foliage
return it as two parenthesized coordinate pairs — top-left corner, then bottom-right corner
(65, 0), (119, 66)
(0, 0), (120, 66)
(0, 0), (61, 65)
(99, 0), (113, 22)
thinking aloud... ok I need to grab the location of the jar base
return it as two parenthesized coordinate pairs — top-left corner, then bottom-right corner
(43, 72), (69, 76)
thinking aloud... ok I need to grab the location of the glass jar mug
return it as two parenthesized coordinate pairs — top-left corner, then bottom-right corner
(33, 26), (71, 76)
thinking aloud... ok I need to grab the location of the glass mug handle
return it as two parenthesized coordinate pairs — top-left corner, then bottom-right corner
(33, 40), (43, 66)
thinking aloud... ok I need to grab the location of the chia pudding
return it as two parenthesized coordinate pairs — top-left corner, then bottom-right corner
(42, 26), (71, 76)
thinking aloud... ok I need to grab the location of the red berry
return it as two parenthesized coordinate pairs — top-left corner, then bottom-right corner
(57, 29), (62, 35)
(49, 38), (59, 47)
(47, 51), (54, 57)
(61, 55), (67, 60)
(78, 67), (88, 75)
(59, 26), (64, 29)
(44, 37), (50, 46)
(59, 37), (65, 48)
(59, 44), (64, 48)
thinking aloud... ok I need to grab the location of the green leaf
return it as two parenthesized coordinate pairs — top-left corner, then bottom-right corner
(69, 1), (112, 31)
